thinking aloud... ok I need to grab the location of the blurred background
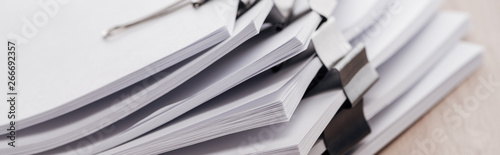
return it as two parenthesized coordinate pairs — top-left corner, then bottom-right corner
(381, 0), (500, 154)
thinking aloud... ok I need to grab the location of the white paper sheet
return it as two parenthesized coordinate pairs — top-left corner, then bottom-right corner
(100, 12), (322, 155)
(364, 11), (470, 119)
(349, 42), (482, 155)
(0, 0), (237, 132)
(167, 88), (346, 155)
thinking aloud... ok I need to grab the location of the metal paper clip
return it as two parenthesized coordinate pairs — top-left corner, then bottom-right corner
(103, 0), (261, 39)
(102, 0), (208, 39)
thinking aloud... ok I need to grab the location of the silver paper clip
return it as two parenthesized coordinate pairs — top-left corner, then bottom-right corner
(102, 0), (196, 39)
(102, 0), (260, 39)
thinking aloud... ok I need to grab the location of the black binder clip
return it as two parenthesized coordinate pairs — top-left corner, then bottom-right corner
(320, 99), (371, 155)
(271, 0), (378, 154)
(308, 1), (377, 154)
(308, 30), (376, 155)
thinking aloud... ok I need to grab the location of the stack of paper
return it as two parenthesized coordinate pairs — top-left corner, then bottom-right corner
(364, 11), (470, 119)
(0, 1), (280, 154)
(69, 0), (444, 154)
(0, 0), (485, 154)
(97, 11), (322, 155)
(347, 42), (483, 155)
(100, 54), (322, 155)
(150, 7), (481, 155)
(36, 4), (321, 154)
(167, 88), (347, 155)
(360, 0), (443, 67)
(0, 0), (236, 133)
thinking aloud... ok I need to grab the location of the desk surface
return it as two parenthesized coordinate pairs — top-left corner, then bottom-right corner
(380, 0), (500, 154)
